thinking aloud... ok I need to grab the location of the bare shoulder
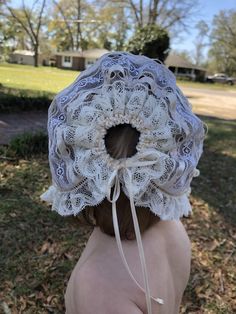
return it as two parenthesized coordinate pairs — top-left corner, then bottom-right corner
(65, 260), (144, 314)
(152, 219), (191, 251)
(170, 220), (191, 255)
(65, 221), (191, 314)
(158, 220), (192, 288)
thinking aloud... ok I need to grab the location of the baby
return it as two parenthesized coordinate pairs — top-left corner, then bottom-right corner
(41, 52), (205, 314)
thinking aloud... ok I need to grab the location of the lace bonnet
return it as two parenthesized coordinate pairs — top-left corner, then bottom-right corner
(41, 52), (205, 310)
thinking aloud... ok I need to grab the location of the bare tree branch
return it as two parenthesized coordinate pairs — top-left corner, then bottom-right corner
(128, 0), (141, 27)
(158, 0), (169, 16)
(127, 0), (199, 34)
(22, 0), (37, 43)
(148, 0), (159, 24)
(76, 0), (82, 50)
(53, 0), (75, 50)
(4, 0), (46, 66)
(148, 0), (152, 24)
(5, 5), (35, 44)
(139, 0), (143, 26)
(36, 0), (46, 38)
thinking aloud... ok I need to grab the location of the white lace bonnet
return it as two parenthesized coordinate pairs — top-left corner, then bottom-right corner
(41, 52), (205, 311)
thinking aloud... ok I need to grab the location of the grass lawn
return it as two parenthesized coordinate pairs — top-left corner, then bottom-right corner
(0, 116), (236, 313)
(0, 63), (236, 95)
(0, 63), (79, 95)
(0, 63), (79, 112)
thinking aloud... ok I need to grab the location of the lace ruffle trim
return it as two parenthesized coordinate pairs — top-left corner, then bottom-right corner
(40, 184), (192, 221)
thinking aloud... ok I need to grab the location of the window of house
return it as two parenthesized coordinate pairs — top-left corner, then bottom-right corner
(64, 56), (71, 63)
(62, 55), (72, 67)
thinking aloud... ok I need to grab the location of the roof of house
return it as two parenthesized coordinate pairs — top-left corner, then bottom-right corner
(56, 48), (110, 58)
(12, 50), (35, 56)
(165, 54), (206, 71)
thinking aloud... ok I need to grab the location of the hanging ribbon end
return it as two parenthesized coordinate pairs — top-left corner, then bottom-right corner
(153, 297), (164, 305)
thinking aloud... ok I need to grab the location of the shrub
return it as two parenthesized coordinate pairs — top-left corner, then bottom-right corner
(0, 86), (53, 112)
(126, 24), (170, 61)
(7, 131), (48, 158)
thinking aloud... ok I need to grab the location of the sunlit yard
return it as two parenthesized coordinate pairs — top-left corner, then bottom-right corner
(0, 63), (79, 94)
(0, 63), (79, 112)
(0, 63), (236, 98)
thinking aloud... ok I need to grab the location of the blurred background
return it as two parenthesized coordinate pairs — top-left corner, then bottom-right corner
(0, 0), (236, 313)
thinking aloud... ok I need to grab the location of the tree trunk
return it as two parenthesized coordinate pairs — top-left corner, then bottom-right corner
(148, 0), (159, 25)
(34, 43), (39, 67)
(76, 0), (81, 51)
(140, 0), (143, 27)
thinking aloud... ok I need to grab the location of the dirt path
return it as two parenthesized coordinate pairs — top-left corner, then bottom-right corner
(180, 86), (236, 120)
(0, 87), (235, 145)
(0, 111), (47, 145)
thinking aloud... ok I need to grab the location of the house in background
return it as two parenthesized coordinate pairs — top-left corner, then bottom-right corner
(55, 48), (109, 71)
(165, 54), (206, 82)
(9, 50), (56, 66)
(9, 50), (40, 66)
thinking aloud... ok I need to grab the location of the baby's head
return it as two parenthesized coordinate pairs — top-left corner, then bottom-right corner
(84, 123), (160, 240)
(41, 52), (205, 238)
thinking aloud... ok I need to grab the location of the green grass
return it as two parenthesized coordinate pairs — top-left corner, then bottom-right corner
(0, 63), (79, 112)
(0, 63), (79, 94)
(6, 132), (48, 158)
(0, 63), (235, 95)
(0, 116), (236, 313)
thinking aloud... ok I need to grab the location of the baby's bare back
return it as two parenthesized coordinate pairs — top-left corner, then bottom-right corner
(65, 220), (191, 314)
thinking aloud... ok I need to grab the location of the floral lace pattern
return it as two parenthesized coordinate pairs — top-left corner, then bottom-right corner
(41, 52), (205, 219)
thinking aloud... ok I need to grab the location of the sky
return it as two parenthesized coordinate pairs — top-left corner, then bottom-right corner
(171, 0), (236, 54)
(10, 0), (236, 56)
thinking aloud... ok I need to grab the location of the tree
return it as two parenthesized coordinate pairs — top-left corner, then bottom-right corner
(49, 0), (130, 51)
(0, 2), (29, 56)
(0, 14), (30, 51)
(193, 20), (209, 66)
(126, 24), (169, 61)
(121, 0), (199, 34)
(86, 1), (130, 51)
(208, 10), (236, 75)
(4, 0), (46, 67)
(51, 0), (84, 51)
(171, 50), (193, 64)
